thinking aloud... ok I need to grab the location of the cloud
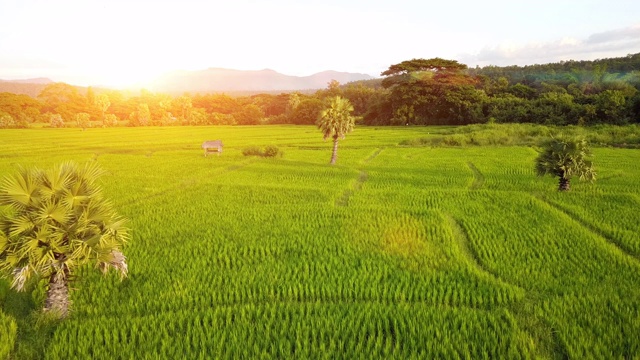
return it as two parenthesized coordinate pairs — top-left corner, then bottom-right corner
(587, 25), (640, 44)
(460, 24), (640, 67)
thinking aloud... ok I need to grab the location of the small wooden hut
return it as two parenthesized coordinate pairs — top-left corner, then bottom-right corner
(202, 140), (223, 156)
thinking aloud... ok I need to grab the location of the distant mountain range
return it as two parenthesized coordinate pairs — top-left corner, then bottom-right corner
(0, 78), (54, 97)
(0, 77), (53, 84)
(149, 68), (376, 93)
(0, 69), (376, 96)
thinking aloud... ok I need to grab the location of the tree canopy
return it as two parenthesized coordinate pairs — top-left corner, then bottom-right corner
(535, 137), (596, 191)
(1, 53), (639, 128)
(0, 162), (129, 317)
(317, 96), (356, 164)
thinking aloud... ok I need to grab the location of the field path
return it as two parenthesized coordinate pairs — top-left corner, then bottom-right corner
(336, 148), (383, 206)
(335, 171), (368, 207)
(467, 162), (485, 190)
(445, 214), (521, 290)
(363, 147), (384, 164)
(446, 213), (569, 357)
(533, 195), (640, 262)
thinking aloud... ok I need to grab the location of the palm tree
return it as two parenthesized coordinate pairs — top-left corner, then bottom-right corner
(535, 137), (596, 191)
(0, 162), (129, 318)
(317, 96), (356, 165)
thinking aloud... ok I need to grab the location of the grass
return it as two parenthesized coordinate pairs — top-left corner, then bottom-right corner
(400, 123), (640, 147)
(0, 124), (638, 359)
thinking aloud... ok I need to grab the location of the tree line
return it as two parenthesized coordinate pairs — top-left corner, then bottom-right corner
(1, 53), (639, 129)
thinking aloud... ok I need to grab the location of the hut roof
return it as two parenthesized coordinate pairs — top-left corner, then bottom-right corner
(202, 140), (223, 148)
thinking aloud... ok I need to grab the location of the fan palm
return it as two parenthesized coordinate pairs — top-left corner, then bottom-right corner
(317, 96), (356, 165)
(535, 137), (596, 191)
(0, 162), (129, 318)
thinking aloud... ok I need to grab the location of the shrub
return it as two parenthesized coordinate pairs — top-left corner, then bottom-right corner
(401, 124), (640, 148)
(75, 112), (91, 130)
(0, 113), (16, 129)
(49, 114), (64, 128)
(104, 114), (118, 127)
(263, 145), (282, 157)
(442, 134), (468, 146)
(242, 146), (263, 156)
(242, 145), (282, 157)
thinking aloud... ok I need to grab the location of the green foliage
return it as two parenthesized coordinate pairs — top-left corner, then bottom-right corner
(317, 96), (356, 164)
(250, 93), (289, 118)
(401, 123), (640, 148)
(37, 83), (87, 122)
(74, 112), (91, 130)
(317, 96), (356, 141)
(380, 58), (483, 125)
(233, 104), (264, 125)
(484, 94), (532, 123)
(242, 145), (282, 157)
(241, 146), (263, 156)
(0, 93), (43, 124)
(4, 53), (640, 128)
(0, 113), (16, 129)
(48, 114), (64, 128)
(0, 162), (129, 316)
(193, 93), (240, 115)
(95, 94), (110, 115)
(263, 145), (281, 157)
(381, 58), (468, 78)
(103, 114), (118, 127)
(209, 112), (236, 125)
(0, 311), (17, 359)
(173, 95), (192, 124)
(290, 98), (324, 125)
(535, 136), (596, 190)
(0, 275), (61, 360)
(129, 103), (151, 127)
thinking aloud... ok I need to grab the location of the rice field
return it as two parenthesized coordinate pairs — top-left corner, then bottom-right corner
(0, 125), (639, 359)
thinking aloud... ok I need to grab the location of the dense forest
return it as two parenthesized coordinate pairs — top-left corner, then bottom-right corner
(1, 53), (639, 129)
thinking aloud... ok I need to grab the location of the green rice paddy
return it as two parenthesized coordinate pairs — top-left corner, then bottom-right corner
(1, 125), (639, 359)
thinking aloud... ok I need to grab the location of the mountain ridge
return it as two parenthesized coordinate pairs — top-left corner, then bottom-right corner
(149, 68), (376, 93)
(0, 77), (53, 84)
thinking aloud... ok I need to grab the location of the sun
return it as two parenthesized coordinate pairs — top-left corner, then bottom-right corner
(69, 55), (175, 89)
(86, 66), (164, 89)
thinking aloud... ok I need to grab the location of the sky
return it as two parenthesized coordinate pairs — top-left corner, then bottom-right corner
(0, 0), (639, 88)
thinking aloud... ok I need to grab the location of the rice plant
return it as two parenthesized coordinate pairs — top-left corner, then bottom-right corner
(0, 125), (638, 359)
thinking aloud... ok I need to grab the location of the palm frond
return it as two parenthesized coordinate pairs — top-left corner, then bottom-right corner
(0, 230), (7, 253)
(0, 167), (41, 209)
(0, 162), (129, 297)
(40, 164), (73, 200)
(9, 215), (36, 238)
(317, 96), (356, 140)
(11, 265), (32, 291)
(82, 162), (106, 182)
(535, 136), (596, 186)
(36, 200), (71, 226)
(98, 250), (128, 279)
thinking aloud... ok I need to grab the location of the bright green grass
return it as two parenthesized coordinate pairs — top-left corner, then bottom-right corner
(0, 125), (639, 359)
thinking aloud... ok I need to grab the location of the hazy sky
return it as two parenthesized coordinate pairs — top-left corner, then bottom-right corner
(0, 0), (639, 87)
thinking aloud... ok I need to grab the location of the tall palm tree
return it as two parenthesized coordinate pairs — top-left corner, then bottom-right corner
(317, 96), (356, 165)
(535, 137), (596, 191)
(0, 162), (129, 318)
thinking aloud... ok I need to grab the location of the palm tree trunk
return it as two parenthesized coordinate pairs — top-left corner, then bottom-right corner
(44, 272), (70, 318)
(558, 177), (571, 191)
(330, 136), (339, 165)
